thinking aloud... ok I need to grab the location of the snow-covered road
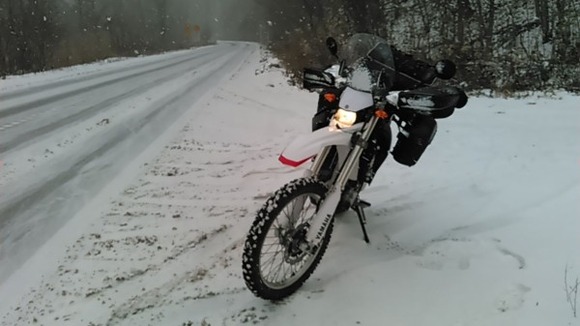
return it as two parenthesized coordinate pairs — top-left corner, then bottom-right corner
(0, 42), (255, 282)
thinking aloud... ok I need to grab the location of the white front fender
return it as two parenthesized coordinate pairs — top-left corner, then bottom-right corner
(279, 123), (362, 167)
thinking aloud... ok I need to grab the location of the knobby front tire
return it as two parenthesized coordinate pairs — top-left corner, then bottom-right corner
(242, 177), (333, 300)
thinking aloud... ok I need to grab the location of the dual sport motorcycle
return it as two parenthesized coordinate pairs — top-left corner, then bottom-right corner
(242, 33), (468, 300)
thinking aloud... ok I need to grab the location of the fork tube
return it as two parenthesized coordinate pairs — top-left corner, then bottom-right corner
(290, 146), (331, 225)
(334, 115), (380, 190)
(303, 115), (381, 249)
(309, 146), (331, 177)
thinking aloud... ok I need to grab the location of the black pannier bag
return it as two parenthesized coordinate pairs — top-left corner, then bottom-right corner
(392, 115), (437, 166)
(391, 47), (438, 90)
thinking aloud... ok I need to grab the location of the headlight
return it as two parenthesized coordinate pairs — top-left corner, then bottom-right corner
(332, 108), (357, 129)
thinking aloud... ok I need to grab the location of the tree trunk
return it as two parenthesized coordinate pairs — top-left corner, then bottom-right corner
(345, 1), (368, 32)
(485, 0), (495, 57)
(554, 0), (572, 61)
(345, 0), (384, 33)
(534, 0), (551, 42)
(456, 0), (473, 45)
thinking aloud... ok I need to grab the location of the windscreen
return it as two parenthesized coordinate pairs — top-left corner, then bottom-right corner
(342, 33), (396, 92)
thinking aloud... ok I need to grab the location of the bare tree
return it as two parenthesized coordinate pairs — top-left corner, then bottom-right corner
(534, 0), (551, 42)
(343, 0), (384, 33)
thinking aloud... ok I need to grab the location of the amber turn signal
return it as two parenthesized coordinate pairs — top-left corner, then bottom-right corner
(323, 93), (337, 103)
(375, 110), (389, 119)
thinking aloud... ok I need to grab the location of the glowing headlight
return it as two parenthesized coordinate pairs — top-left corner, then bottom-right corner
(332, 108), (357, 129)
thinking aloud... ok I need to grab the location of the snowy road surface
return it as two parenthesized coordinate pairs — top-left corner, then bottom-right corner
(0, 42), (254, 282)
(0, 43), (579, 325)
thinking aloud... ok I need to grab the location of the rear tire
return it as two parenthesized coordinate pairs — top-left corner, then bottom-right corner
(242, 177), (333, 300)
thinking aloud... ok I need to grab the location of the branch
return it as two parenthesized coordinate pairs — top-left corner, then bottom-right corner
(495, 18), (541, 46)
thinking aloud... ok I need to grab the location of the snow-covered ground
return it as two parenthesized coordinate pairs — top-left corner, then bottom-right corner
(1, 43), (579, 325)
(0, 42), (255, 283)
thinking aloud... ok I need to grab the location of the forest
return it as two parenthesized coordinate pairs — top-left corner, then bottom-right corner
(0, 0), (257, 75)
(257, 0), (580, 91)
(1, 0), (579, 91)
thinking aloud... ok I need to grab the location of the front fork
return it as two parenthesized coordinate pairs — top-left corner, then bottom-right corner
(284, 146), (332, 225)
(303, 114), (383, 251)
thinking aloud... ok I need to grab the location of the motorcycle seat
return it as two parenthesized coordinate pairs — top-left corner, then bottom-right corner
(397, 86), (467, 119)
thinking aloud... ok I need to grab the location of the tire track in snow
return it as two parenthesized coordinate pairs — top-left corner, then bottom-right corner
(0, 50), (198, 103)
(0, 52), (218, 154)
(0, 45), (287, 325)
(0, 61), (219, 228)
(0, 46), (254, 284)
(2, 137), (256, 325)
(0, 50), (213, 120)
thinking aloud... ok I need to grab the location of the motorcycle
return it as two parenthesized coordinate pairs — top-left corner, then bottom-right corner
(242, 33), (468, 300)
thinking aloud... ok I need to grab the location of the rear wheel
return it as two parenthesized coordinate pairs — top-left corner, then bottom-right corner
(242, 177), (333, 300)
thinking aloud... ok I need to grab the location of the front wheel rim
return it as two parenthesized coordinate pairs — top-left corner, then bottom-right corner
(258, 193), (321, 289)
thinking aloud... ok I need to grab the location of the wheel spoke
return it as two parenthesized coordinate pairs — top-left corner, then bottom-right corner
(261, 249), (286, 255)
(261, 245), (283, 268)
(288, 195), (298, 223)
(261, 252), (282, 263)
(282, 204), (293, 225)
(263, 255), (281, 280)
(272, 258), (287, 283)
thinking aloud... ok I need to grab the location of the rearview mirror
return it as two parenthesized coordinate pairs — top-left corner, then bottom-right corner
(326, 37), (338, 57)
(435, 59), (456, 80)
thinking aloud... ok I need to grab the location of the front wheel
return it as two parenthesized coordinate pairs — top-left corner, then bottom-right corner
(242, 177), (333, 300)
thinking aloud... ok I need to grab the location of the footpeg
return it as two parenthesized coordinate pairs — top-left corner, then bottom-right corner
(358, 199), (371, 208)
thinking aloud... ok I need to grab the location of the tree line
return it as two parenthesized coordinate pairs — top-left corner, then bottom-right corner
(2, 0), (579, 91)
(0, 0), (251, 76)
(254, 0), (580, 91)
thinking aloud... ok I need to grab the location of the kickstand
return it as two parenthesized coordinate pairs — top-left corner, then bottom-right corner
(352, 200), (371, 243)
